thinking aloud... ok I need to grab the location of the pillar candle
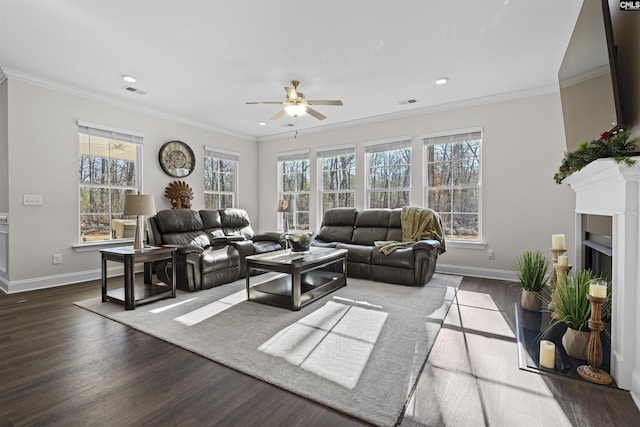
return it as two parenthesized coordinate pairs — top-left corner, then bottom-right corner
(539, 340), (556, 369)
(589, 282), (607, 298)
(558, 254), (568, 266)
(551, 234), (565, 250)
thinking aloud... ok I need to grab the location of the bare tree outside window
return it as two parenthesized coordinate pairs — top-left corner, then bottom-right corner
(425, 132), (481, 240)
(78, 128), (140, 242)
(319, 150), (355, 217)
(366, 142), (411, 209)
(204, 150), (238, 209)
(279, 156), (310, 230)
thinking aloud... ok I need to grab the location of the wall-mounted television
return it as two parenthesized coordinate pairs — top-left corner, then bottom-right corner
(558, 0), (623, 152)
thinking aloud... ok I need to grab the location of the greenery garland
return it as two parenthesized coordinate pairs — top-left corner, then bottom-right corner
(554, 130), (640, 184)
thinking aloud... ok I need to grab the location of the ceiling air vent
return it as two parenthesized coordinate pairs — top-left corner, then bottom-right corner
(282, 123), (295, 127)
(398, 98), (418, 105)
(123, 86), (147, 95)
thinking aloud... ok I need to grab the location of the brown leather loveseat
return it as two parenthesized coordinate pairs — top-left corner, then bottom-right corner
(147, 208), (283, 291)
(312, 207), (445, 286)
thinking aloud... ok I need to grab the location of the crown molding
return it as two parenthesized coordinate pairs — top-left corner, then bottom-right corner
(256, 83), (560, 142)
(1, 67), (256, 142)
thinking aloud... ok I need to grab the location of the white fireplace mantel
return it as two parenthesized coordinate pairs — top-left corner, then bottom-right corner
(565, 156), (640, 395)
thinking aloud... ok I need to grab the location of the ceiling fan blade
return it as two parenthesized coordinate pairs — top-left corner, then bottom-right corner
(306, 107), (327, 121)
(307, 100), (343, 106)
(271, 109), (287, 120)
(246, 101), (285, 105)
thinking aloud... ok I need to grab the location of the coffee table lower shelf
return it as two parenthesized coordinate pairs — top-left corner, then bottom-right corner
(248, 270), (345, 310)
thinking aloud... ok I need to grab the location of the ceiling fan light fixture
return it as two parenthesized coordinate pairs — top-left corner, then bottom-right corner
(284, 104), (307, 117)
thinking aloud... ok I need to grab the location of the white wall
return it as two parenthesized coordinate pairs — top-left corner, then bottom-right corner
(257, 93), (577, 277)
(3, 79), (257, 291)
(0, 79), (8, 213)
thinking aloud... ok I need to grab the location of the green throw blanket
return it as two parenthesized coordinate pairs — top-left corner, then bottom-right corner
(374, 206), (446, 255)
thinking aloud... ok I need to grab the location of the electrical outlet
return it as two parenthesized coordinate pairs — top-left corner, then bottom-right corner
(52, 253), (62, 265)
(487, 249), (495, 259)
(23, 194), (43, 206)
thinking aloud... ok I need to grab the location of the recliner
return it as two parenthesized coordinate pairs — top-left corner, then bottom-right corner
(312, 207), (443, 286)
(147, 208), (283, 291)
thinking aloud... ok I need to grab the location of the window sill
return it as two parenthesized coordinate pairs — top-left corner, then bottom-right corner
(73, 239), (134, 253)
(445, 239), (487, 250)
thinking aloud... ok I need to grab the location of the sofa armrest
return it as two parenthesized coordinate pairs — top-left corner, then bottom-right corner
(254, 231), (285, 243)
(412, 239), (440, 252)
(161, 244), (204, 255)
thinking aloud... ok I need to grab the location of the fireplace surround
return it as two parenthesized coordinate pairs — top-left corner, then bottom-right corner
(565, 157), (639, 395)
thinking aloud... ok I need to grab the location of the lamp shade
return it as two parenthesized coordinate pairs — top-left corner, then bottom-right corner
(123, 194), (156, 216)
(277, 199), (295, 213)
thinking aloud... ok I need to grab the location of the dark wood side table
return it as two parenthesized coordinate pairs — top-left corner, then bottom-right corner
(101, 246), (176, 310)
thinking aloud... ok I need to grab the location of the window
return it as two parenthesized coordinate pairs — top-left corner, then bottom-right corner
(278, 151), (310, 230)
(317, 146), (356, 218)
(204, 148), (238, 209)
(424, 131), (481, 241)
(78, 123), (142, 242)
(365, 139), (411, 209)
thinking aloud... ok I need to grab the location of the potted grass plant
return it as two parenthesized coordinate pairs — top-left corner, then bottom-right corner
(550, 270), (611, 359)
(512, 251), (550, 312)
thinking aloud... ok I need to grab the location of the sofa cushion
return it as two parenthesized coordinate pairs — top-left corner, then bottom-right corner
(201, 246), (240, 274)
(219, 208), (255, 239)
(351, 209), (390, 245)
(199, 209), (222, 229)
(155, 209), (204, 233)
(163, 230), (210, 248)
(317, 208), (357, 243)
(386, 209), (403, 241)
(336, 243), (373, 264)
(371, 246), (414, 269)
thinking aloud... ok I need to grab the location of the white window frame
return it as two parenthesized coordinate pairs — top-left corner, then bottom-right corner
(364, 137), (412, 209)
(422, 128), (483, 244)
(317, 145), (356, 220)
(278, 150), (310, 231)
(77, 121), (143, 244)
(204, 147), (239, 209)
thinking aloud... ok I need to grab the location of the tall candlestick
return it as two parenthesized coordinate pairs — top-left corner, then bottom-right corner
(577, 294), (613, 385)
(551, 234), (565, 250)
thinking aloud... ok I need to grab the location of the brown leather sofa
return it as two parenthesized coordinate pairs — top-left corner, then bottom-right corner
(147, 208), (283, 291)
(312, 207), (443, 286)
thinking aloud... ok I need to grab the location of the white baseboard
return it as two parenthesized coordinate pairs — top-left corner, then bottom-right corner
(1, 263), (515, 294)
(632, 369), (640, 411)
(0, 266), (126, 294)
(437, 263), (517, 282)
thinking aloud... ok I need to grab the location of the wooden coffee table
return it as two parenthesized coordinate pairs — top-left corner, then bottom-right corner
(245, 247), (347, 311)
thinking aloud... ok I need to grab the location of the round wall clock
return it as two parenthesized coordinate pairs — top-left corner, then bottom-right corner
(158, 140), (195, 178)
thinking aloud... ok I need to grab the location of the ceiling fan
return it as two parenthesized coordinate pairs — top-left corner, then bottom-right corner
(246, 80), (343, 121)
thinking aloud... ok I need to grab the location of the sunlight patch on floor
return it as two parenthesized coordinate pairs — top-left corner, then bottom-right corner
(259, 300), (387, 389)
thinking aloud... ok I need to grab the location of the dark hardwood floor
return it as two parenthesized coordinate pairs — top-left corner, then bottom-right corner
(1, 276), (639, 426)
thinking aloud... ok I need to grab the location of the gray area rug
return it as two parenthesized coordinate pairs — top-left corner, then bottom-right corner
(75, 273), (461, 426)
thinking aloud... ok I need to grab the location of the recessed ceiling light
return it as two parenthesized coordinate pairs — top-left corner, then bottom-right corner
(258, 122), (267, 126)
(435, 77), (449, 85)
(122, 75), (136, 83)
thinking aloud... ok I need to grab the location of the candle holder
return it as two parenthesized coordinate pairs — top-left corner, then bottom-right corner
(577, 294), (613, 385)
(549, 248), (571, 318)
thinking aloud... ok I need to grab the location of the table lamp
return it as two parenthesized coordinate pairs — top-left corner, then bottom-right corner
(123, 194), (156, 250)
(277, 199), (295, 233)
